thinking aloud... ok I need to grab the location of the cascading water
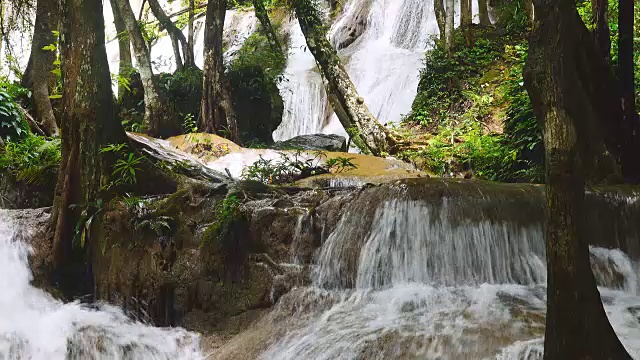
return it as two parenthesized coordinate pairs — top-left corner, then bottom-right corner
(0, 210), (204, 359)
(274, 0), (476, 142)
(211, 181), (640, 359)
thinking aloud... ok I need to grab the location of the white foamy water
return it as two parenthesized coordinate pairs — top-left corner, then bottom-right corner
(257, 198), (640, 359)
(0, 211), (204, 359)
(274, 0), (479, 141)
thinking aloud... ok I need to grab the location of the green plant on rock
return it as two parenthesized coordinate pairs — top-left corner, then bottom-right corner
(71, 198), (104, 249)
(100, 143), (146, 190)
(202, 195), (242, 247)
(242, 150), (357, 184)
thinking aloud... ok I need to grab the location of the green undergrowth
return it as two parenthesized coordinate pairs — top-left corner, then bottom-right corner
(0, 135), (61, 185)
(403, 2), (543, 182)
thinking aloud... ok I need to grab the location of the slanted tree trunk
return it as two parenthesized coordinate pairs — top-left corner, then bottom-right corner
(524, 1), (632, 357)
(444, 0), (454, 53)
(148, 0), (195, 70)
(201, 0), (240, 143)
(114, 0), (178, 137)
(252, 0), (282, 55)
(22, 0), (59, 136)
(618, 0), (639, 181)
(460, 0), (471, 28)
(109, 0), (133, 102)
(478, 0), (490, 26)
(434, 0), (446, 39)
(290, 0), (397, 155)
(52, 0), (126, 272)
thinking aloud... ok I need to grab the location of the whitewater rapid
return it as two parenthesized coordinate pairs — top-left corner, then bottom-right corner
(0, 210), (204, 359)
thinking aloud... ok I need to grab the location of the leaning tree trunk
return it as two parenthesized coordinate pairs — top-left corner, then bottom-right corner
(114, 0), (178, 137)
(478, 0), (490, 26)
(524, 0), (632, 357)
(148, 0), (195, 69)
(290, 0), (397, 155)
(444, 0), (454, 53)
(434, 0), (446, 39)
(618, 0), (640, 181)
(109, 0), (133, 102)
(201, 0), (240, 143)
(53, 0), (126, 274)
(252, 0), (282, 55)
(22, 0), (60, 136)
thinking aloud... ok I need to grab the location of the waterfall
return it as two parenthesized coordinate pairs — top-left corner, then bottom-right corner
(0, 210), (204, 359)
(273, 0), (474, 142)
(250, 182), (640, 359)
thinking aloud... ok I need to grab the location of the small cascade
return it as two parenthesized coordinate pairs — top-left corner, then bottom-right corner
(245, 180), (640, 359)
(0, 211), (204, 359)
(274, 0), (478, 142)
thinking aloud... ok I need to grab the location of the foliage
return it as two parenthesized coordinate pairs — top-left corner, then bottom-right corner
(242, 150), (356, 184)
(0, 90), (29, 141)
(202, 195), (242, 246)
(41, 30), (62, 99)
(0, 135), (61, 184)
(100, 143), (145, 189)
(406, 2), (542, 182)
(157, 67), (203, 134)
(71, 198), (104, 249)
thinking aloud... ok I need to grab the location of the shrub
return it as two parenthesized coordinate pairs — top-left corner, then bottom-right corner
(0, 135), (61, 184)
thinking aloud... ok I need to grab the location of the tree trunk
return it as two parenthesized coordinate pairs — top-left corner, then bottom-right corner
(147, 0), (195, 70)
(524, 0), (534, 24)
(290, 0), (397, 155)
(114, 0), (178, 137)
(109, 0), (133, 101)
(444, 0), (454, 53)
(434, 0), (446, 39)
(460, 0), (471, 28)
(22, 0), (60, 136)
(618, 0), (639, 181)
(53, 0), (126, 273)
(591, 0), (610, 62)
(478, 0), (490, 26)
(188, 0), (195, 64)
(524, 1), (632, 357)
(252, 0), (282, 55)
(201, 0), (240, 143)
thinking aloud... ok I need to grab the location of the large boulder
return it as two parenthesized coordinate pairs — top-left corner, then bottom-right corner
(273, 134), (347, 152)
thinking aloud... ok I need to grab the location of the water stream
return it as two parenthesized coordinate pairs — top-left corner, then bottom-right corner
(0, 210), (204, 359)
(212, 183), (640, 359)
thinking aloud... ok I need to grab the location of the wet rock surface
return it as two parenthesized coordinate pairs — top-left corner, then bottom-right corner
(273, 134), (347, 152)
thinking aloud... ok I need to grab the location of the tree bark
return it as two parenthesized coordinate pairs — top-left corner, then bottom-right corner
(53, 0), (126, 270)
(252, 0), (282, 55)
(22, 0), (60, 137)
(591, 0), (610, 63)
(109, 0), (133, 101)
(524, 1), (632, 357)
(147, 0), (195, 70)
(188, 0), (195, 64)
(114, 0), (178, 137)
(201, 0), (240, 143)
(460, 0), (471, 28)
(444, 0), (454, 53)
(618, 0), (639, 181)
(290, 0), (397, 155)
(434, 0), (445, 39)
(478, 0), (490, 26)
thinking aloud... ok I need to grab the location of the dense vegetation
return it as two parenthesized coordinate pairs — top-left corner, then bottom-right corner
(403, 2), (541, 182)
